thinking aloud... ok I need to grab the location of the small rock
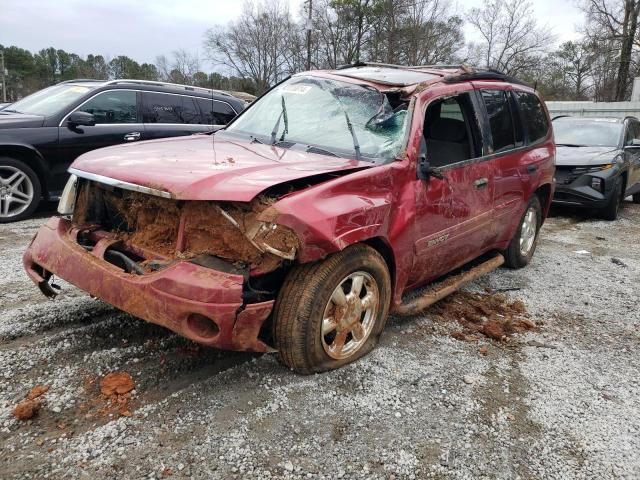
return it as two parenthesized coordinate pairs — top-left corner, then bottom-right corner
(463, 376), (475, 385)
(284, 461), (294, 472)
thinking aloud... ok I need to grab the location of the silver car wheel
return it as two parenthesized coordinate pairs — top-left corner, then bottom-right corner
(519, 207), (537, 256)
(0, 165), (34, 219)
(321, 271), (380, 360)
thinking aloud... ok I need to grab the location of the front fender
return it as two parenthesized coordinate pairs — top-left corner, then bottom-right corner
(262, 164), (398, 263)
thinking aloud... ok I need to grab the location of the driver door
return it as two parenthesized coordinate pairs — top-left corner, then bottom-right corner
(55, 90), (144, 174)
(408, 89), (494, 288)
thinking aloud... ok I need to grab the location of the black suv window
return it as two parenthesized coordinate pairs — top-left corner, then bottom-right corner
(514, 91), (549, 143)
(196, 98), (237, 125)
(424, 94), (481, 167)
(481, 89), (516, 153)
(181, 97), (203, 124)
(77, 90), (138, 124)
(142, 92), (183, 124)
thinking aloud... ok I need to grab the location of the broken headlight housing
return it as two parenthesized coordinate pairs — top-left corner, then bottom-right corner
(57, 174), (78, 216)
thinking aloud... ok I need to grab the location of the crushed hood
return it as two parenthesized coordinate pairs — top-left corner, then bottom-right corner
(555, 146), (620, 167)
(70, 134), (373, 201)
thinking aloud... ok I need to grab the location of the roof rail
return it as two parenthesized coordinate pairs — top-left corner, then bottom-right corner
(442, 68), (531, 87)
(104, 79), (233, 97)
(59, 79), (106, 83)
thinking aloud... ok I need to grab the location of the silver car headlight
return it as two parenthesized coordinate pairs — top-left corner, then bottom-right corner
(57, 174), (78, 216)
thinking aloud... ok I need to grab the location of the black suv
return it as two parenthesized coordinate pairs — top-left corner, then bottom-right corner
(552, 116), (640, 220)
(0, 79), (246, 222)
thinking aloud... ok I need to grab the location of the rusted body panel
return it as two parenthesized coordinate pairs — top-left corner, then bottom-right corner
(23, 66), (556, 352)
(24, 217), (274, 352)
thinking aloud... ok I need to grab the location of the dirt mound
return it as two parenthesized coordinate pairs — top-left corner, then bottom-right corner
(12, 385), (49, 420)
(431, 290), (535, 341)
(100, 372), (135, 396)
(98, 372), (135, 417)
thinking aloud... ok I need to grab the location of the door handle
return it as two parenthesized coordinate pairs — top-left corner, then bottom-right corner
(124, 132), (141, 141)
(474, 177), (488, 189)
(527, 164), (538, 173)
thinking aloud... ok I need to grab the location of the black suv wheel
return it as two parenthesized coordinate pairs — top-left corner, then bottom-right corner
(0, 157), (41, 223)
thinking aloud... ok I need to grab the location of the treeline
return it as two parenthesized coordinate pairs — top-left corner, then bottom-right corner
(4, 0), (640, 103)
(0, 46), (258, 101)
(206, 0), (640, 102)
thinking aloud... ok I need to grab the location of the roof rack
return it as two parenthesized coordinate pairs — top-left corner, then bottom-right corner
(105, 79), (233, 97)
(441, 68), (531, 87)
(59, 78), (234, 98)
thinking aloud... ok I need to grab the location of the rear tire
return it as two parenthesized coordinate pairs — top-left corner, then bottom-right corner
(600, 179), (622, 221)
(632, 193), (640, 204)
(272, 244), (391, 374)
(0, 157), (41, 223)
(503, 195), (542, 269)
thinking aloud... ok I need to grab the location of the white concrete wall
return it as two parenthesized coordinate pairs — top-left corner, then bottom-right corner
(546, 101), (640, 119)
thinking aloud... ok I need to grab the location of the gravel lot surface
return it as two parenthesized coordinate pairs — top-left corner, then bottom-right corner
(1, 202), (639, 479)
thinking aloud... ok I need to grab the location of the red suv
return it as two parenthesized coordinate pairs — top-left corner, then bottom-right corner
(23, 64), (555, 373)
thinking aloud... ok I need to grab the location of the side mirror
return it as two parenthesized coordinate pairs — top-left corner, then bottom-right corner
(67, 111), (96, 127)
(630, 138), (640, 147)
(417, 137), (445, 180)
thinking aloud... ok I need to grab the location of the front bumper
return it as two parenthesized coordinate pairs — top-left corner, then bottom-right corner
(23, 217), (274, 353)
(552, 167), (618, 208)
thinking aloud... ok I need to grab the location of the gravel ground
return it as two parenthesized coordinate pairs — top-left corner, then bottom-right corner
(1, 201), (639, 479)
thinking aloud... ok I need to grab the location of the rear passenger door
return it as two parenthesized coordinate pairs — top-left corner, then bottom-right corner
(477, 87), (551, 245)
(141, 92), (211, 140)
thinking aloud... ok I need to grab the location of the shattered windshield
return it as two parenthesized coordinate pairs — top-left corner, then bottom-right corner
(226, 76), (409, 162)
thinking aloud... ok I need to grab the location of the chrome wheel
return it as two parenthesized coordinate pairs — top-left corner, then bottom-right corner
(321, 271), (379, 360)
(0, 166), (34, 219)
(519, 207), (537, 256)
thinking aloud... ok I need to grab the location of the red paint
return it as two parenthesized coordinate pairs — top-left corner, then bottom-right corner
(24, 67), (555, 352)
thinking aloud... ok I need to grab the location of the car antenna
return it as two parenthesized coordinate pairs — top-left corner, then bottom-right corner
(210, 74), (218, 165)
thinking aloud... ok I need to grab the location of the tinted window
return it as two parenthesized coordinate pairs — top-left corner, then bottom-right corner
(514, 92), (549, 143)
(424, 94), (480, 167)
(181, 97), (203, 124)
(197, 98), (237, 125)
(624, 120), (640, 146)
(78, 90), (137, 124)
(508, 92), (524, 147)
(142, 92), (182, 123)
(481, 89), (515, 153)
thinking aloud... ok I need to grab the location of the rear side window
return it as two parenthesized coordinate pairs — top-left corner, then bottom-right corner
(181, 97), (203, 124)
(142, 92), (182, 124)
(196, 98), (237, 125)
(78, 90), (137, 124)
(514, 92), (549, 143)
(481, 89), (515, 153)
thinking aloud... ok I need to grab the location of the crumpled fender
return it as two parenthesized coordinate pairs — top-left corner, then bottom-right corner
(262, 163), (398, 263)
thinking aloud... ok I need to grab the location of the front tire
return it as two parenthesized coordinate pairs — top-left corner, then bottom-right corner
(272, 244), (391, 374)
(600, 179), (622, 221)
(633, 193), (640, 204)
(503, 195), (542, 269)
(0, 157), (41, 223)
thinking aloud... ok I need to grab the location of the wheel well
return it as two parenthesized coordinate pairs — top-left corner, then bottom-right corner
(363, 237), (396, 292)
(534, 183), (552, 219)
(0, 146), (48, 198)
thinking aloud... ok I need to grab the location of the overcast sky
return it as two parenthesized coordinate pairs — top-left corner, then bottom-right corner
(1, 0), (584, 70)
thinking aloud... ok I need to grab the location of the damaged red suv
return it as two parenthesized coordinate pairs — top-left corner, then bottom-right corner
(24, 64), (555, 373)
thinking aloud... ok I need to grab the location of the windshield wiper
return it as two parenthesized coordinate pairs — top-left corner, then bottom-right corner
(342, 109), (361, 160)
(556, 143), (586, 147)
(270, 95), (288, 145)
(1, 109), (20, 114)
(305, 145), (340, 157)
